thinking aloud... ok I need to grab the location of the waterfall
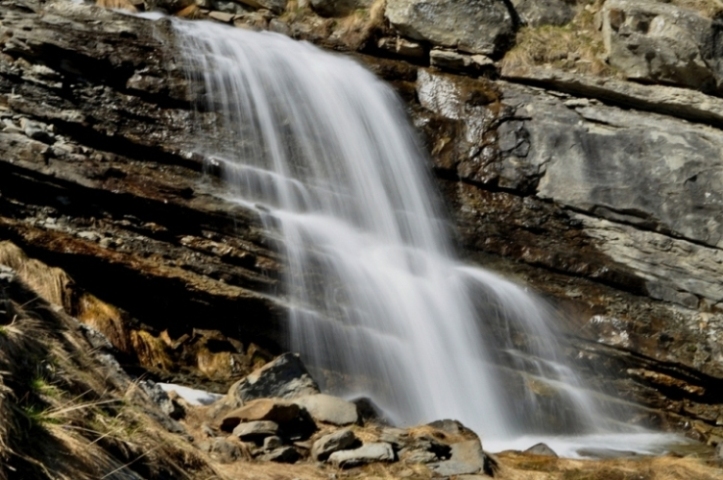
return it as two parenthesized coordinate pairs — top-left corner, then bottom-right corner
(170, 19), (636, 452)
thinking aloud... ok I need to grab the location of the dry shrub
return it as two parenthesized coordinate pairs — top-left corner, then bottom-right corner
(95, 0), (138, 13)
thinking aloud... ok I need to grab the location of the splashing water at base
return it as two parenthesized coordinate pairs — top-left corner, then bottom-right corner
(170, 19), (687, 454)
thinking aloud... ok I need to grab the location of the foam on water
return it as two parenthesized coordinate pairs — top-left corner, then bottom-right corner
(169, 18), (686, 453)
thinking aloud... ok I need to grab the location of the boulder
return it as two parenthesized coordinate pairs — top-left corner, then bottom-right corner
(385, 0), (516, 57)
(328, 442), (395, 468)
(602, 0), (723, 92)
(428, 439), (487, 477)
(511, 0), (576, 27)
(230, 353), (320, 403)
(232, 420), (280, 442)
(221, 398), (308, 432)
(310, 0), (372, 17)
(293, 394), (358, 426)
(352, 397), (391, 425)
(311, 428), (360, 461)
(524, 442), (558, 457)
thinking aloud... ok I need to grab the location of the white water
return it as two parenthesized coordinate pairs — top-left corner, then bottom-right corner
(170, 20), (687, 454)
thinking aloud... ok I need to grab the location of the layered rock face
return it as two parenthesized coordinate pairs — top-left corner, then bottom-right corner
(2, 0), (723, 446)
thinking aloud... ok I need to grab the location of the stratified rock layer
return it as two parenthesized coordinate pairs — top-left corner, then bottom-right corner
(1, 0), (723, 444)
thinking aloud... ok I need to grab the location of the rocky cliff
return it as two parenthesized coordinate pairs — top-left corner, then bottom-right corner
(1, 0), (723, 451)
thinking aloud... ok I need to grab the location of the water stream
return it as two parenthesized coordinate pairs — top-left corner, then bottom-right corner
(170, 19), (687, 456)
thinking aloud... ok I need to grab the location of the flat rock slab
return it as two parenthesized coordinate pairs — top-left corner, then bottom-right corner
(293, 394), (358, 426)
(232, 420), (279, 441)
(311, 428), (359, 461)
(328, 442), (395, 468)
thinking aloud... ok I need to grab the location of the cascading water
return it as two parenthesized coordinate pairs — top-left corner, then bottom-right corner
(169, 19), (684, 455)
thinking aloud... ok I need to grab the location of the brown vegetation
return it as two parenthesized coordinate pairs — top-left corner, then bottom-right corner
(501, 0), (615, 77)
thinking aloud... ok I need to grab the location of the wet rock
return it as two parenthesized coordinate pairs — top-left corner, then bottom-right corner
(428, 440), (487, 477)
(231, 353), (320, 402)
(311, 428), (360, 461)
(328, 442), (395, 468)
(602, 0), (723, 92)
(257, 445), (301, 463)
(232, 420), (280, 442)
(237, 0), (287, 14)
(310, 0), (372, 17)
(385, 0), (516, 57)
(352, 397), (390, 425)
(524, 442), (558, 457)
(512, 0), (576, 27)
(293, 394), (358, 426)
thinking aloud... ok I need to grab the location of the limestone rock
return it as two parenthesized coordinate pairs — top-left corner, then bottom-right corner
(499, 65), (723, 129)
(293, 394), (358, 426)
(328, 442), (395, 468)
(232, 420), (280, 441)
(385, 0), (516, 57)
(428, 440), (487, 476)
(310, 0), (372, 17)
(311, 428), (360, 461)
(512, 0), (575, 27)
(231, 353), (320, 402)
(602, 0), (723, 92)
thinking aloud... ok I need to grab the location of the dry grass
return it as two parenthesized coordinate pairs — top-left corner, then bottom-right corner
(501, 0), (616, 77)
(0, 241), (72, 309)
(668, 0), (723, 17)
(0, 245), (218, 479)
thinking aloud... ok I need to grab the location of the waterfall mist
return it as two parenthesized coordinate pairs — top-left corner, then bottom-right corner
(170, 19), (667, 453)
